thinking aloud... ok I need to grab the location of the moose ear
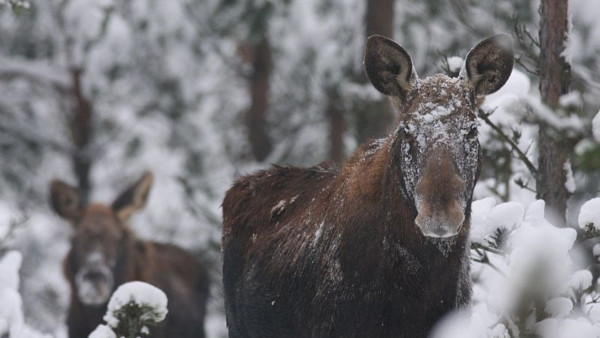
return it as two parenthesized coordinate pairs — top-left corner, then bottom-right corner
(364, 35), (416, 97)
(111, 171), (153, 221)
(50, 180), (82, 221)
(463, 34), (514, 95)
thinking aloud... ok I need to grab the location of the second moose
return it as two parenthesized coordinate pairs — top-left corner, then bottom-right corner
(50, 172), (210, 338)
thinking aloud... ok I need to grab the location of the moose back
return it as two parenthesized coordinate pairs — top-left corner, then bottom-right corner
(50, 172), (209, 338)
(222, 35), (513, 338)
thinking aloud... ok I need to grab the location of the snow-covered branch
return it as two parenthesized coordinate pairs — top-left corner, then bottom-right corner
(89, 281), (168, 338)
(478, 108), (539, 179)
(435, 198), (600, 338)
(0, 0), (29, 11)
(0, 56), (71, 92)
(0, 112), (73, 154)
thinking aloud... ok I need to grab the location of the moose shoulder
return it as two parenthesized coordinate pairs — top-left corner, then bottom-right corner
(222, 34), (513, 338)
(50, 172), (209, 338)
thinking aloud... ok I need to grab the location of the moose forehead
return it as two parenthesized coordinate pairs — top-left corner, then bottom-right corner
(400, 75), (477, 127)
(76, 204), (122, 238)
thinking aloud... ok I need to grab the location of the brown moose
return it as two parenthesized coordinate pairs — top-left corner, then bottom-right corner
(50, 172), (209, 338)
(222, 34), (513, 337)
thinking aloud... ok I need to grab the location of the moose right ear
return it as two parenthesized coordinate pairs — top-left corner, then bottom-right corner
(50, 180), (82, 221)
(462, 34), (514, 95)
(364, 35), (416, 98)
(111, 171), (153, 222)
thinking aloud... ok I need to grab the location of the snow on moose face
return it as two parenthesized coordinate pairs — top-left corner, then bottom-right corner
(364, 34), (513, 238)
(396, 75), (481, 238)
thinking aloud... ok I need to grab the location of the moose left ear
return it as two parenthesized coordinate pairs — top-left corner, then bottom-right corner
(50, 180), (82, 222)
(364, 35), (416, 98)
(111, 171), (153, 221)
(463, 34), (514, 95)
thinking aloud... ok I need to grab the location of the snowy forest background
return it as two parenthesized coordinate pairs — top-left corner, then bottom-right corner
(1, 0), (600, 337)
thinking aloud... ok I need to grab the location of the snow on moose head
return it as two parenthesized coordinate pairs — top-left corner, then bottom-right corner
(364, 34), (513, 238)
(50, 172), (153, 306)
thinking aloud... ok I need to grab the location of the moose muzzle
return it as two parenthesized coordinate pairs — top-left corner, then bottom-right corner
(413, 149), (467, 238)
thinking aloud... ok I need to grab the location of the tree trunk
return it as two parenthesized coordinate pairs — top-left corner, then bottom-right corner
(246, 37), (273, 162)
(70, 68), (93, 205)
(365, 0), (394, 40)
(537, 0), (571, 226)
(356, 0), (395, 143)
(326, 91), (346, 164)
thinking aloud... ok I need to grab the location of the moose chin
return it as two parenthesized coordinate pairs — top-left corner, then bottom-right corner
(50, 172), (210, 338)
(222, 34), (513, 338)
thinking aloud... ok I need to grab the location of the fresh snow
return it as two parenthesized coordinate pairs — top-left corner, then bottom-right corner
(594, 244), (600, 257)
(559, 91), (583, 108)
(89, 324), (117, 338)
(104, 281), (168, 328)
(578, 198), (600, 231)
(568, 269), (592, 291)
(593, 110), (600, 142)
(445, 199), (600, 338)
(545, 297), (573, 319)
(470, 198), (524, 245)
(446, 56), (464, 73)
(0, 251), (52, 338)
(564, 160), (575, 193)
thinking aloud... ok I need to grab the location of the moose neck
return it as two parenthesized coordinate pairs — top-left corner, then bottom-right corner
(112, 227), (137, 285)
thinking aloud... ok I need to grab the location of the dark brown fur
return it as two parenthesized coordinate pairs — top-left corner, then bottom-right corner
(222, 35), (513, 338)
(223, 140), (471, 338)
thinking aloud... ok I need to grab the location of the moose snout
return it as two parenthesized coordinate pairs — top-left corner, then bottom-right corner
(75, 263), (115, 305)
(414, 168), (467, 238)
(414, 207), (465, 238)
(83, 270), (109, 284)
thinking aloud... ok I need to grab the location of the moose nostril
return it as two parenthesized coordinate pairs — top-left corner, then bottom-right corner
(432, 227), (447, 236)
(85, 271), (105, 283)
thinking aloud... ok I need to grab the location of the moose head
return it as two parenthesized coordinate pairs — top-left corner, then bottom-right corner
(364, 34), (513, 238)
(50, 172), (153, 306)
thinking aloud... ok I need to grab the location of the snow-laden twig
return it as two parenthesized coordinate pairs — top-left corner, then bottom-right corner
(471, 242), (504, 256)
(91, 281), (168, 338)
(478, 108), (539, 179)
(0, 217), (27, 251)
(0, 56), (71, 91)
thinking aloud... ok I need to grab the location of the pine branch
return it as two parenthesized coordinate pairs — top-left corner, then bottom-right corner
(577, 224), (600, 243)
(0, 217), (27, 250)
(512, 15), (540, 67)
(471, 242), (504, 256)
(471, 247), (507, 278)
(514, 177), (537, 193)
(111, 303), (163, 338)
(515, 56), (539, 76)
(479, 109), (539, 179)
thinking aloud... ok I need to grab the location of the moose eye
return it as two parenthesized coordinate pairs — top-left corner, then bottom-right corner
(467, 126), (478, 139)
(399, 126), (412, 139)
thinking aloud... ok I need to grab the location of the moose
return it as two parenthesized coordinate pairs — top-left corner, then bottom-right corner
(50, 172), (209, 338)
(222, 34), (513, 337)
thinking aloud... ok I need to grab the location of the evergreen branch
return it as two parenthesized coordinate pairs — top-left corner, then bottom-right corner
(471, 248), (507, 278)
(577, 224), (600, 243)
(514, 177), (537, 193)
(512, 15), (540, 64)
(479, 109), (539, 179)
(515, 56), (539, 76)
(471, 242), (504, 256)
(0, 217), (27, 251)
